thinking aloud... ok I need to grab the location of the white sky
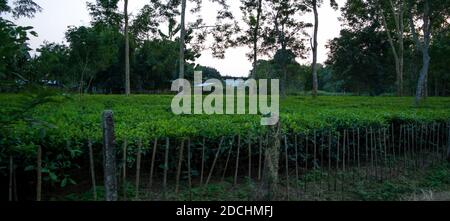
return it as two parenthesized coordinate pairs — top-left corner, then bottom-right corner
(9, 0), (346, 77)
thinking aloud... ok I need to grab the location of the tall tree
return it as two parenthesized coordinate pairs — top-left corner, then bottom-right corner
(0, 0), (41, 82)
(305, 0), (337, 97)
(379, 0), (405, 96)
(124, 0), (130, 95)
(408, 0), (450, 105)
(179, 0), (187, 80)
(261, 0), (310, 95)
(176, 0), (237, 80)
(239, 0), (265, 79)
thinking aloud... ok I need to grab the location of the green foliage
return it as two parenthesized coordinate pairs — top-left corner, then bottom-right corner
(326, 27), (394, 95)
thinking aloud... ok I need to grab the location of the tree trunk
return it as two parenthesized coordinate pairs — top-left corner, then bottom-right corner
(179, 0), (187, 79)
(311, 0), (319, 97)
(380, 1), (405, 96)
(124, 0), (131, 95)
(251, 0), (263, 79)
(414, 0), (431, 106)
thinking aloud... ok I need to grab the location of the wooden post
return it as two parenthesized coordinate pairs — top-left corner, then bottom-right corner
(200, 137), (206, 186)
(260, 120), (281, 201)
(248, 137), (252, 180)
(284, 135), (290, 200)
(122, 138), (127, 199)
(328, 131), (331, 191)
(222, 137), (234, 182)
(149, 138), (158, 188)
(205, 137), (225, 186)
(102, 110), (118, 201)
(36, 146), (42, 201)
(187, 139), (192, 201)
(175, 139), (185, 195)
(88, 139), (97, 200)
(294, 134), (299, 196)
(258, 137), (263, 181)
(447, 121), (450, 163)
(163, 137), (170, 198)
(365, 128), (369, 180)
(304, 134), (308, 192)
(234, 135), (241, 185)
(135, 139), (142, 200)
(9, 155), (13, 201)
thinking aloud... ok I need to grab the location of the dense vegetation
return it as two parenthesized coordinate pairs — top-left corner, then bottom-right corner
(1, 0), (449, 97)
(1, 94), (449, 200)
(0, 0), (449, 201)
(2, 94), (449, 150)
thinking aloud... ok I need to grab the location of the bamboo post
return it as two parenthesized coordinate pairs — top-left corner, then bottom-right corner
(149, 138), (158, 188)
(205, 137), (225, 186)
(357, 128), (361, 171)
(374, 129), (378, 181)
(403, 125), (408, 170)
(9, 155), (13, 201)
(320, 131), (324, 195)
(187, 138), (192, 201)
(163, 137), (170, 198)
(341, 130), (346, 197)
(342, 130), (346, 172)
(234, 135), (241, 185)
(88, 139), (97, 200)
(258, 137), (263, 181)
(222, 137), (234, 181)
(328, 131), (331, 191)
(365, 127), (369, 180)
(334, 133), (339, 191)
(102, 110), (117, 201)
(304, 134), (308, 192)
(446, 121), (450, 163)
(392, 125), (396, 177)
(370, 128), (374, 178)
(425, 124), (429, 159)
(122, 138), (127, 199)
(313, 130), (317, 178)
(436, 123), (440, 160)
(284, 135), (290, 200)
(135, 139), (142, 200)
(36, 146), (42, 201)
(294, 134), (300, 197)
(248, 137), (252, 180)
(175, 139), (185, 195)
(352, 128), (356, 182)
(13, 164), (17, 201)
(383, 128), (388, 181)
(200, 137), (206, 186)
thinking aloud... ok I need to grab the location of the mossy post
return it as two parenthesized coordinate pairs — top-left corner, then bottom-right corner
(102, 110), (118, 201)
(261, 119), (281, 201)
